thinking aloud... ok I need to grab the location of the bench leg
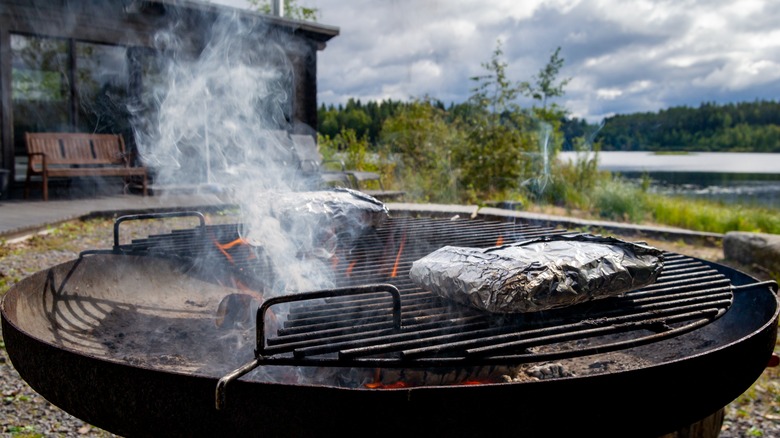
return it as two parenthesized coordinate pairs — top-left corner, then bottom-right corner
(42, 173), (48, 201)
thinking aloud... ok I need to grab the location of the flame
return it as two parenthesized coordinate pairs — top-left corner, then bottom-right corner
(212, 237), (266, 328)
(214, 237), (257, 264)
(365, 381), (408, 389)
(364, 377), (497, 389)
(390, 232), (407, 278)
(346, 260), (358, 277)
(365, 368), (408, 389)
(495, 235), (504, 246)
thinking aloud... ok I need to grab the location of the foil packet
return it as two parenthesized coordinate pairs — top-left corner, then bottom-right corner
(409, 234), (664, 314)
(257, 187), (390, 232)
(241, 188), (389, 252)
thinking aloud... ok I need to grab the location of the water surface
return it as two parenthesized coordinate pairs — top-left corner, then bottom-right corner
(557, 151), (780, 208)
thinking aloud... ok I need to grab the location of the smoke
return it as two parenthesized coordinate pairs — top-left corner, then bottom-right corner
(132, 10), (338, 296)
(134, 11), (295, 190)
(123, 9), (398, 389)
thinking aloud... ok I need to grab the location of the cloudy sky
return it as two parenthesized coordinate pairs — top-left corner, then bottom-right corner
(215, 0), (780, 123)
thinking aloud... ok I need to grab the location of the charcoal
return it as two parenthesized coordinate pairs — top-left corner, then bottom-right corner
(409, 234), (664, 313)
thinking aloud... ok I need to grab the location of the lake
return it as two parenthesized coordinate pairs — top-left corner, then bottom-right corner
(557, 151), (780, 208)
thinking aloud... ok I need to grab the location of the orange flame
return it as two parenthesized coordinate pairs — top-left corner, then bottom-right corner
(390, 232), (407, 278)
(495, 235), (504, 246)
(365, 381), (408, 389)
(459, 380), (487, 386)
(346, 260), (358, 277)
(364, 376), (496, 389)
(365, 368), (409, 389)
(214, 237), (257, 264)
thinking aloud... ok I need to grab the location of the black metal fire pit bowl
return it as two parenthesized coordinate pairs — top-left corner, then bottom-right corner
(1, 214), (778, 438)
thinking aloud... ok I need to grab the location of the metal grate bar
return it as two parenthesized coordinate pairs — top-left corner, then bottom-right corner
(112, 214), (734, 368)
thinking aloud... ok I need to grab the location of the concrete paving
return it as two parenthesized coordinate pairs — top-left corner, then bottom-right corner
(0, 193), (232, 239)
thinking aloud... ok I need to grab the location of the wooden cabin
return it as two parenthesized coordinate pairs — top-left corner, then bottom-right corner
(0, 0), (339, 197)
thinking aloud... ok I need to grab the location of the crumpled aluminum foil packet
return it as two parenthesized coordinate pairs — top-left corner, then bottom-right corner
(409, 234), (664, 314)
(268, 188), (389, 228)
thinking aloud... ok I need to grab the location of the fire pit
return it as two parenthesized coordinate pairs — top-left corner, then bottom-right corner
(2, 210), (777, 437)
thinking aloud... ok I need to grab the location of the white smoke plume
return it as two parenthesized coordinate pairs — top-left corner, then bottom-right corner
(132, 10), (335, 295)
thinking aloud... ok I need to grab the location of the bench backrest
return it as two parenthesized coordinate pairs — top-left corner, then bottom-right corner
(26, 132), (127, 169)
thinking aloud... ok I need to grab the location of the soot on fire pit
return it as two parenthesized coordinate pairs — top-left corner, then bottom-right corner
(2, 210), (778, 438)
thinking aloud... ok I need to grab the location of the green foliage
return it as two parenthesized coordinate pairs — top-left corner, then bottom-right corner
(543, 141), (605, 208)
(315, 40), (575, 204)
(643, 194), (780, 234)
(6, 424), (41, 437)
(247, 0), (318, 21)
(469, 40), (522, 115)
(520, 46), (571, 122)
(318, 99), (407, 144)
(538, 143), (780, 234)
(460, 41), (543, 200)
(596, 100), (780, 152)
(379, 99), (464, 202)
(318, 128), (392, 190)
(457, 113), (536, 199)
(593, 178), (648, 223)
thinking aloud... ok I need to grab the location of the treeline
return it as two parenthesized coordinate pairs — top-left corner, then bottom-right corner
(582, 100), (780, 152)
(318, 99), (408, 145)
(316, 43), (574, 204)
(313, 45), (780, 233)
(320, 99), (780, 153)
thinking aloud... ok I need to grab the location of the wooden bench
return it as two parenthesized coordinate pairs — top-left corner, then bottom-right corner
(24, 132), (148, 201)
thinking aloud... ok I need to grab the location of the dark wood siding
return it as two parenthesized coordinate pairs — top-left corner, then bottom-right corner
(0, 0), (337, 195)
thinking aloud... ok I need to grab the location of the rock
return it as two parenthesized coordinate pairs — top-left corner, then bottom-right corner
(723, 231), (780, 274)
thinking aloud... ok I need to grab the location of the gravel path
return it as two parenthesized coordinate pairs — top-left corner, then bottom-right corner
(1, 215), (778, 437)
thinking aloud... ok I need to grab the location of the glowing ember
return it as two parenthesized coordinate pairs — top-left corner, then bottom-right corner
(390, 232), (406, 278)
(364, 381), (408, 389)
(346, 260), (358, 277)
(214, 237), (257, 264)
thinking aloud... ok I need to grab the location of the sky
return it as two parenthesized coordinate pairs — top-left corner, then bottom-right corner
(214, 0), (780, 123)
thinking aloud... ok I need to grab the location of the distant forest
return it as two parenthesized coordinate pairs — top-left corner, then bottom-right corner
(319, 99), (780, 152)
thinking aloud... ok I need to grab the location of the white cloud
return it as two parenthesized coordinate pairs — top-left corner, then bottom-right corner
(597, 88), (622, 100)
(213, 0), (780, 122)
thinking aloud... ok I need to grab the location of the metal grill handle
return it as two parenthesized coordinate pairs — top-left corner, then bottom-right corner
(113, 211), (206, 249)
(256, 284), (402, 356)
(216, 283), (401, 411)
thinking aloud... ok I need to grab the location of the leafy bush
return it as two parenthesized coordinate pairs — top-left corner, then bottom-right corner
(380, 100), (464, 203)
(593, 178), (648, 223)
(318, 128), (394, 191)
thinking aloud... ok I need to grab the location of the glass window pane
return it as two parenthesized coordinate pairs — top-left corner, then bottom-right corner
(11, 34), (71, 156)
(76, 42), (129, 135)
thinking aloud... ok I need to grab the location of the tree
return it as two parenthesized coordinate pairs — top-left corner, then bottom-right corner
(247, 0), (318, 21)
(462, 40), (535, 199)
(380, 99), (465, 203)
(521, 46), (570, 119)
(469, 40), (521, 116)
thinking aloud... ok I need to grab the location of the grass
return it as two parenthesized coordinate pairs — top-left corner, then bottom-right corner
(652, 150), (694, 155)
(644, 194), (780, 234)
(537, 157), (780, 235)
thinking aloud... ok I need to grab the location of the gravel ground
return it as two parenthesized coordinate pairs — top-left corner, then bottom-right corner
(1, 214), (778, 437)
